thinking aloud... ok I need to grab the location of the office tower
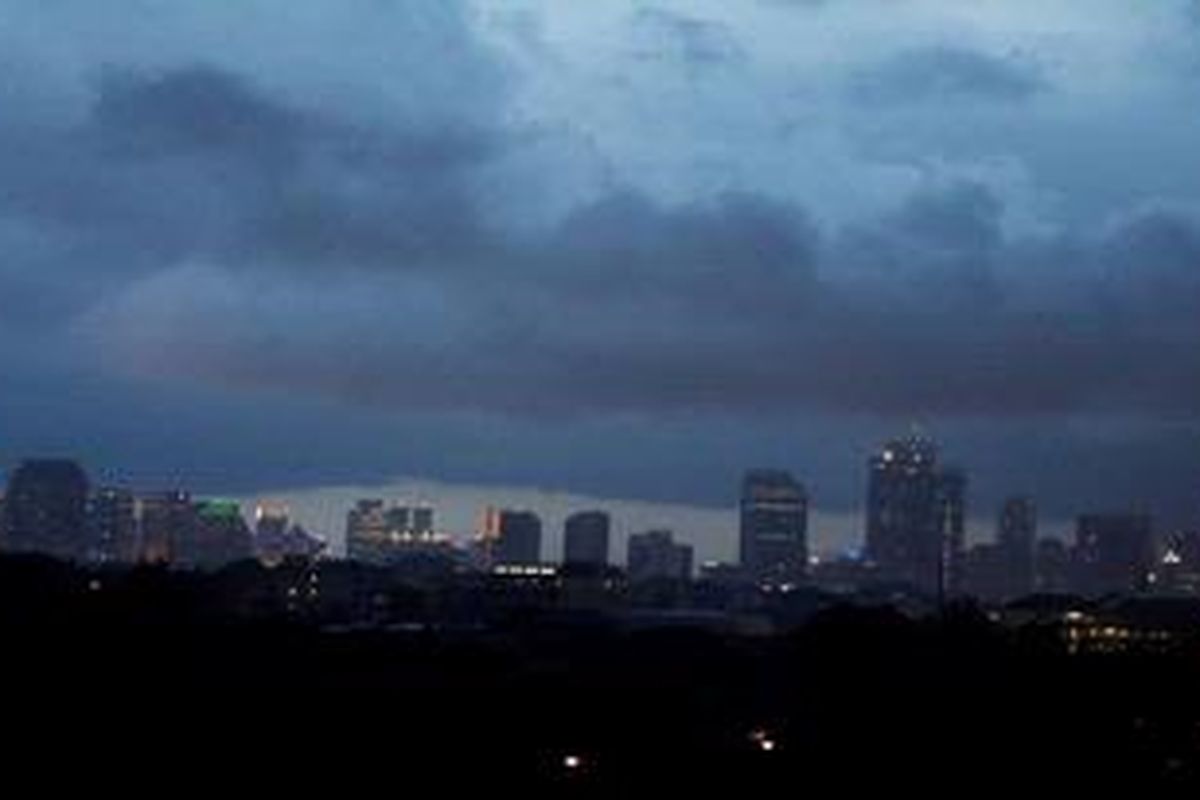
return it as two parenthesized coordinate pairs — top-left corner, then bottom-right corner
(138, 490), (195, 565)
(864, 436), (966, 596)
(937, 468), (966, 594)
(739, 470), (808, 584)
(2, 459), (90, 561)
(627, 529), (693, 583)
(996, 496), (1037, 598)
(411, 505), (435, 537)
(563, 510), (610, 567)
(345, 499), (387, 563)
(1073, 513), (1155, 596)
(384, 505), (411, 534)
(92, 487), (138, 564)
(495, 510), (542, 565)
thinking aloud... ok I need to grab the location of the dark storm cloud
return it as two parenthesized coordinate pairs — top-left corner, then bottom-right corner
(850, 45), (1047, 104)
(3, 0), (1200, 524)
(834, 181), (1005, 307)
(74, 168), (1200, 427)
(5, 57), (1197, 428)
(93, 65), (500, 268)
(92, 67), (305, 164)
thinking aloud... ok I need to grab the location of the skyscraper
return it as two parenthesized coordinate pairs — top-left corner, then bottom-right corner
(563, 510), (610, 567)
(138, 490), (195, 565)
(495, 510), (542, 565)
(996, 496), (1037, 598)
(2, 459), (90, 561)
(345, 499), (387, 563)
(739, 470), (808, 584)
(92, 486), (138, 564)
(864, 436), (965, 596)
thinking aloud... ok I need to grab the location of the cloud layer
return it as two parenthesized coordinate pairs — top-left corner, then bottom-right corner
(2, 0), (1200, 526)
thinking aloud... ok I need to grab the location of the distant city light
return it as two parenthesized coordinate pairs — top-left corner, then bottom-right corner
(563, 754), (583, 770)
(749, 728), (777, 752)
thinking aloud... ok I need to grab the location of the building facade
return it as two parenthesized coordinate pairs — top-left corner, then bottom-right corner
(2, 459), (91, 561)
(864, 437), (965, 597)
(627, 529), (693, 583)
(91, 486), (138, 564)
(739, 469), (808, 584)
(495, 510), (542, 566)
(563, 510), (610, 567)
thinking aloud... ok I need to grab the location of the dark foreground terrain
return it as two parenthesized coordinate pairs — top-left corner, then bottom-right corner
(3, 556), (1198, 794)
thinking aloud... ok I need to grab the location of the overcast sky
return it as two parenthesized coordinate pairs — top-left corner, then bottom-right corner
(3, 1), (1200, 547)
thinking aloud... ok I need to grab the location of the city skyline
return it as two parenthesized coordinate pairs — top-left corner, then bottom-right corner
(5, 3), (1200, 790)
(0, 445), (1152, 568)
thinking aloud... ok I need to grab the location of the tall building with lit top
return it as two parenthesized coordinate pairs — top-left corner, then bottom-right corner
(563, 510), (610, 567)
(2, 459), (91, 561)
(865, 436), (966, 596)
(739, 470), (808, 583)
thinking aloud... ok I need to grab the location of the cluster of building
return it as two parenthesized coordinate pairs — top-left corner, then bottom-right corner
(345, 501), (695, 584)
(0, 459), (323, 569)
(3, 433), (1199, 608)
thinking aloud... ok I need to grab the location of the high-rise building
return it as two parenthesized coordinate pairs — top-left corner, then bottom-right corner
(1073, 513), (1154, 596)
(2, 459), (90, 561)
(563, 510), (610, 567)
(739, 470), (808, 584)
(411, 505), (434, 537)
(495, 510), (542, 566)
(864, 436), (965, 596)
(91, 487), (138, 564)
(996, 496), (1037, 599)
(346, 499), (387, 563)
(627, 529), (693, 583)
(138, 490), (195, 565)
